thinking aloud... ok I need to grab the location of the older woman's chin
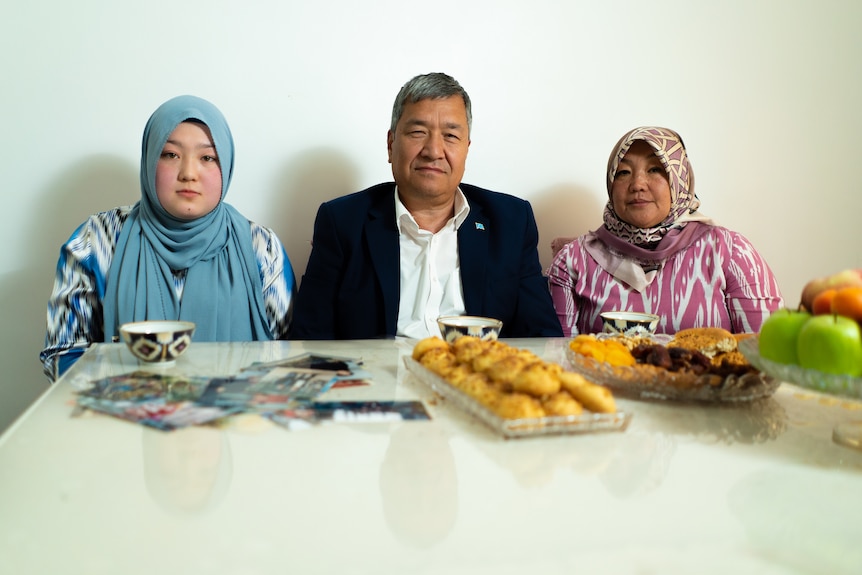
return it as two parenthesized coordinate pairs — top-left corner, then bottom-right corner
(620, 214), (668, 229)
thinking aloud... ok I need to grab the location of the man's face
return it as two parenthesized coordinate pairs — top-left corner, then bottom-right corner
(387, 95), (470, 206)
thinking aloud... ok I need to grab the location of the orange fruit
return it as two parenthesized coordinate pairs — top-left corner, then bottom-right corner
(831, 286), (862, 322)
(812, 288), (838, 315)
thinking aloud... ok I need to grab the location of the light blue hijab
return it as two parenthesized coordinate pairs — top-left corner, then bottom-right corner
(102, 95), (272, 342)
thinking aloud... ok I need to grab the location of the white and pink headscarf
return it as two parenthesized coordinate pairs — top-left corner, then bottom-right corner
(602, 126), (711, 245)
(584, 126), (715, 291)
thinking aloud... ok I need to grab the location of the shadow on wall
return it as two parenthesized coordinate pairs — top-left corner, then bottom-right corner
(0, 155), (137, 433)
(530, 183), (604, 271)
(268, 148), (360, 288)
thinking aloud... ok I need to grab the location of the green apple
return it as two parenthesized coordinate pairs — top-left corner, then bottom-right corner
(797, 315), (862, 377)
(758, 309), (812, 365)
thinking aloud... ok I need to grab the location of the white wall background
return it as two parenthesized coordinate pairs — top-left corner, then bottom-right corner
(2, 0), (861, 432)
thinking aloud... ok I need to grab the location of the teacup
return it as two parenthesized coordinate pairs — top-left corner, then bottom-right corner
(437, 315), (503, 344)
(120, 320), (196, 364)
(600, 311), (660, 337)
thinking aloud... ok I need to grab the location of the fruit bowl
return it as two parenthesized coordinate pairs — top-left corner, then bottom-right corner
(738, 337), (862, 400)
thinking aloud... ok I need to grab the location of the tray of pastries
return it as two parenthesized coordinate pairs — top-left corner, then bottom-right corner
(406, 336), (632, 439)
(565, 328), (779, 402)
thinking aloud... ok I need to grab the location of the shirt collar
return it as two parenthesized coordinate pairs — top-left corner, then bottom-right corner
(394, 186), (471, 234)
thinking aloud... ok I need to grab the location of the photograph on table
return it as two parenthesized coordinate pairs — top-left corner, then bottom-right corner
(77, 396), (235, 431)
(266, 400), (431, 430)
(245, 353), (373, 387)
(79, 371), (211, 403)
(196, 368), (339, 411)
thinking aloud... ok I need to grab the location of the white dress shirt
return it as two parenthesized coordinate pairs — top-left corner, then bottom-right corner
(395, 188), (470, 339)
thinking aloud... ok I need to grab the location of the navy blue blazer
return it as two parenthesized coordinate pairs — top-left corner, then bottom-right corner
(290, 182), (563, 339)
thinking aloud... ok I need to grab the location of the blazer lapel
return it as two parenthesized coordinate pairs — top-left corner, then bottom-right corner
(366, 191), (400, 334)
(459, 205), (490, 314)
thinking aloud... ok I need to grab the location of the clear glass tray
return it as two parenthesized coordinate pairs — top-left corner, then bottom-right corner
(564, 345), (779, 402)
(403, 357), (632, 439)
(738, 336), (862, 400)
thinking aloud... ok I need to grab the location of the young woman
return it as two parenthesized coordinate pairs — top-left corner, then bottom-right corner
(41, 95), (294, 380)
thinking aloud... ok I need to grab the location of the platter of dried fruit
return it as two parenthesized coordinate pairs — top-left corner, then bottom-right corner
(564, 329), (779, 402)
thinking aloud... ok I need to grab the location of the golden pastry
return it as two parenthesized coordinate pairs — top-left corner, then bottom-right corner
(458, 373), (502, 407)
(452, 336), (487, 364)
(445, 363), (475, 386)
(471, 344), (514, 373)
(483, 354), (529, 388)
(668, 327), (736, 358)
(412, 336), (451, 361)
(512, 362), (562, 397)
(494, 393), (546, 420)
(558, 371), (616, 413)
(419, 347), (457, 376)
(542, 391), (584, 416)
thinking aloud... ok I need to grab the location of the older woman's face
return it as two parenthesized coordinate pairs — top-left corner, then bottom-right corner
(156, 121), (223, 220)
(611, 140), (671, 229)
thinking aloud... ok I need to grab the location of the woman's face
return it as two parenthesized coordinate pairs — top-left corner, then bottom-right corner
(610, 140), (672, 229)
(155, 121), (223, 220)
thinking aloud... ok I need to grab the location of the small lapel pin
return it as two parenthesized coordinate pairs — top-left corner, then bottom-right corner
(475, 222), (485, 231)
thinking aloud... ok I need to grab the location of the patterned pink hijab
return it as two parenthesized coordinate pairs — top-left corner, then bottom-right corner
(603, 126), (707, 245)
(583, 126), (714, 291)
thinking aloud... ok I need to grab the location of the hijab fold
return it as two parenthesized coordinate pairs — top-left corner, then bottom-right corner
(584, 221), (713, 292)
(102, 95), (271, 341)
(587, 126), (715, 291)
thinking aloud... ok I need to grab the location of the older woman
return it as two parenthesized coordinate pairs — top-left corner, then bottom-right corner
(41, 95), (295, 380)
(548, 126), (783, 336)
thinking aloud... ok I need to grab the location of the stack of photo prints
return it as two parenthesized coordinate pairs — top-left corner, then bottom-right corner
(74, 354), (430, 431)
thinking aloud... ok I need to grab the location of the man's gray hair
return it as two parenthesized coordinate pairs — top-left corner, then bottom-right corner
(390, 72), (472, 134)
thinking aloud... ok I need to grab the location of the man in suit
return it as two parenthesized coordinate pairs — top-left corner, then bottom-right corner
(290, 72), (562, 340)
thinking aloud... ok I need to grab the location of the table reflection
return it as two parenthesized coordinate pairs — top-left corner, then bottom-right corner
(639, 398), (788, 445)
(729, 467), (862, 574)
(142, 426), (233, 515)
(378, 422), (458, 548)
(597, 431), (676, 499)
(470, 428), (676, 498)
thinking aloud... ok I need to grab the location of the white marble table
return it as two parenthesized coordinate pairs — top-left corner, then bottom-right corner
(1, 338), (861, 575)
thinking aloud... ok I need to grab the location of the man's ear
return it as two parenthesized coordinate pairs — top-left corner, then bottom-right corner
(386, 130), (394, 164)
